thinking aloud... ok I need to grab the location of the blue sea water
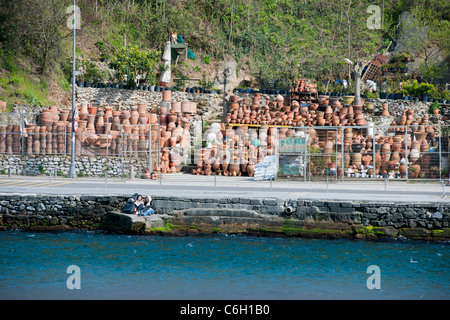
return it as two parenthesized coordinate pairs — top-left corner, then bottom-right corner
(0, 231), (448, 300)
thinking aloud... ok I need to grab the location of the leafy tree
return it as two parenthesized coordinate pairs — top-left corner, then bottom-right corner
(109, 45), (160, 87)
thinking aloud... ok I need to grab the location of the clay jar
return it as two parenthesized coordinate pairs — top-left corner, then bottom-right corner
(130, 106), (139, 125)
(137, 103), (147, 114)
(167, 109), (177, 123)
(381, 103), (390, 116)
(79, 104), (89, 120)
(171, 102), (181, 113)
(149, 113), (158, 125)
(40, 110), (54, 127)
(139, 113), (149, 125)
(181, 102), (191, 113)
(88, 105), (97, 115)
(162, 90), (171, 101)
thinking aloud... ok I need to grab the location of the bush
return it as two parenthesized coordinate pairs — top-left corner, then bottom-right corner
(402, 80), (434, 96)
(109, 45), (160, 87)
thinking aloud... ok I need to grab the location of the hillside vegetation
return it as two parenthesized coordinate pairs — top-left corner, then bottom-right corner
(0, 0), (449, 109)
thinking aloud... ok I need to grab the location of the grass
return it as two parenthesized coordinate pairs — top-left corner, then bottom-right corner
(0, 48), (55, 110)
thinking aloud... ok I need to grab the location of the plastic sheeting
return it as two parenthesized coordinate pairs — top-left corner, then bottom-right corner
(253, 155), (277, 181)
(160, 41), (171, 84)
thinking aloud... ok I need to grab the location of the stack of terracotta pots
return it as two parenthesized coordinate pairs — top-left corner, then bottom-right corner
(191, 124), (275, 177)
(225, 94), (367, 127)
(155, 99), (193, 174)
(292, 79), (318, 93)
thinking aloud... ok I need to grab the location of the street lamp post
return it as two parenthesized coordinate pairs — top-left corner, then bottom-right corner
(68, 0), (77, 178)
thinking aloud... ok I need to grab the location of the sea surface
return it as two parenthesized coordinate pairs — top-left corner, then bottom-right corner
(0, 230), (448, 300)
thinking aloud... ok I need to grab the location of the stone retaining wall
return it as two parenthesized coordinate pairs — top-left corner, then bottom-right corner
(0, 194), (449, 241)
(0, 154), (152, 177)
(76, 87), (224, 123)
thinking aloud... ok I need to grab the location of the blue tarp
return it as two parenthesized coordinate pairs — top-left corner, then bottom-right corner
(176, 35), (196, 60)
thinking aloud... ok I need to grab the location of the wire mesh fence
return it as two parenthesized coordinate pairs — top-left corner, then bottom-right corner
(0, 111), (449, 182)
(275, 124), (449, 182)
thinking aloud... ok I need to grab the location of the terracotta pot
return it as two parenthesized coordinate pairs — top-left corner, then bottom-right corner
(362, 155), (372, 167)
(162, 90), (171, 101)
(40, 110), (54, 127)
(381, 103), (390, 116)
(130, 106), (139, 125)
(149, 113), (158, 125)
(87, 114), (96, 130)
(181, 102), (191, 113)
(391, 151), (400, 163)
(60, 110), (69, 122)
(139, 113), (149, 125)
(88, 105), (97, 115)
(137, 103), (147, 114)
(171, 102), (181, 113)
(420, 139), (429, 152)
(168, 110), (177, 123)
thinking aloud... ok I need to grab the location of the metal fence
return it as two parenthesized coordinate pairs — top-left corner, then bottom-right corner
(0, 111), (448, 182)
(0, 111), (178, 177)
(276, 124), (449, 182)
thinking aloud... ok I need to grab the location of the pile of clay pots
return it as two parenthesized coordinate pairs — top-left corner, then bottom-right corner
(224, 93), (368, 127)
(152, 98), (195, 175)
(291, 79), (318, 93)
(308, 105), (439, 178)
(0, 124), (22, 154)
(191, 123), (276, 177)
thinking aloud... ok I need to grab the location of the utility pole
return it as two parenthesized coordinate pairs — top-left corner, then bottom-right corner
(68, 0), (77, 179)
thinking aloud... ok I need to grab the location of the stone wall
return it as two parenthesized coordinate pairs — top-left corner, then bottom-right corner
(0, 154), (153, 178)
(1, 194), (449, 241)
(75, 87), (224, 123)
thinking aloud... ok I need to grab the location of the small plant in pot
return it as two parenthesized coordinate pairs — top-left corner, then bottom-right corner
(364, 91), (377, 111)
(429, 100), (441, 114)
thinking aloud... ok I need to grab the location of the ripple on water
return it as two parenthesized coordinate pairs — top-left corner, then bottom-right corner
(0, 231), (448, 300)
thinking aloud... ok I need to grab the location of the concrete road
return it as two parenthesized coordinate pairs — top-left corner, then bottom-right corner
(0, 173), (449, 203)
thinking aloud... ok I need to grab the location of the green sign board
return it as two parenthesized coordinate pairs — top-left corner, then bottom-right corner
(279, 137), (306, 153)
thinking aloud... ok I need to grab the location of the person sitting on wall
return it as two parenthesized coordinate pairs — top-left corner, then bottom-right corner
(133, 195), (144, 214)
(138, 196), (155, 216)
(122, 193), (139, 214)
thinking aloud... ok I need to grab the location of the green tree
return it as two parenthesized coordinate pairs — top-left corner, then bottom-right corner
(109, 45), (160, 87)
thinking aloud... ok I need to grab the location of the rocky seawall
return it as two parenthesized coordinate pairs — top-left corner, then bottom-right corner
(0, 193), (449, 241)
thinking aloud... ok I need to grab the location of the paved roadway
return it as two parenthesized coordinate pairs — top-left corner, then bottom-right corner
(0, 173), (449, 203)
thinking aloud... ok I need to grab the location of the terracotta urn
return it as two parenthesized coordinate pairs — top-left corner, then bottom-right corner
(181, 102), (191, 113)
(130, 106), (139, 125)
(162, 90), (172, 101)
(139, 113), (149, 125)
(88, 104), (97, 115)
(381, 103), (390, 116)
(40, 110), (54, 127)
(149, 113), (158, 125)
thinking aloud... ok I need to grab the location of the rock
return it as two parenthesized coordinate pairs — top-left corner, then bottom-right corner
(433, 211), (443, 219)
(37, 203), (46, 212)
